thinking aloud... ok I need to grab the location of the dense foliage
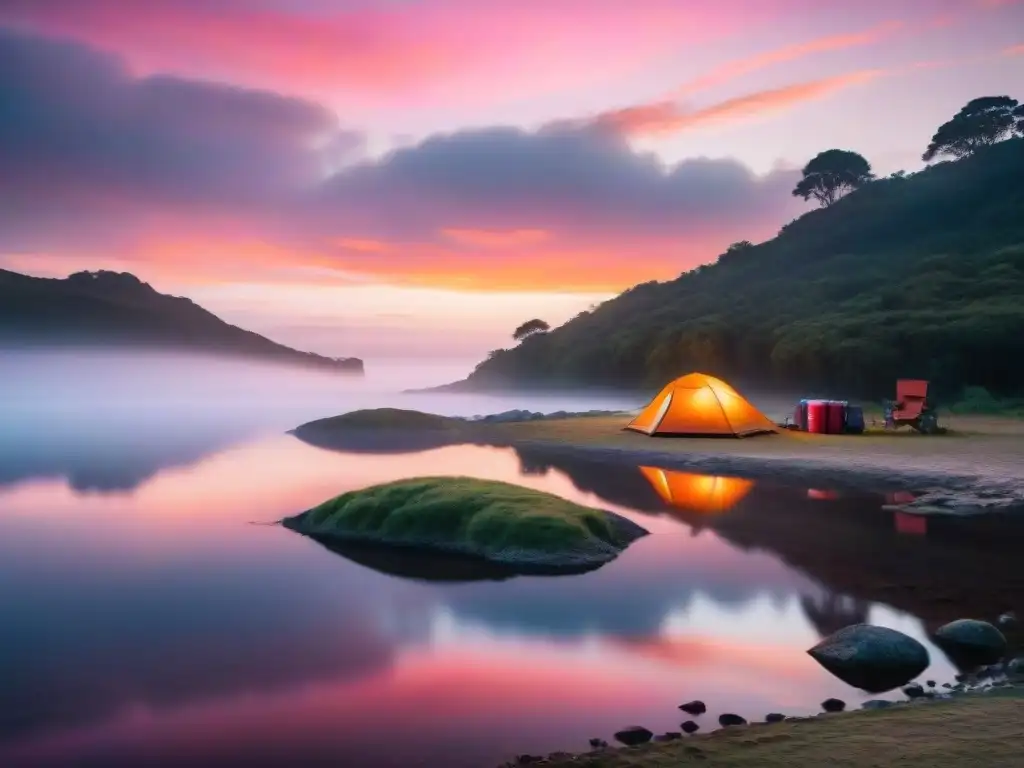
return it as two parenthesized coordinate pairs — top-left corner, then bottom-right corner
(468, 136), (1024, 400)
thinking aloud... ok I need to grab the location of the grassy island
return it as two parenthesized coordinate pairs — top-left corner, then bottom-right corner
(282, 476), (648, 572)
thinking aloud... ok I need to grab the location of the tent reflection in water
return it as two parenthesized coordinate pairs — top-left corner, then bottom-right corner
(625, 372), (776, 437)
(639, 466), (754, 515)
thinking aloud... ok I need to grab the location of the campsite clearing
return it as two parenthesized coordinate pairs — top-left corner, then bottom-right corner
(479, 413), (1024, 515)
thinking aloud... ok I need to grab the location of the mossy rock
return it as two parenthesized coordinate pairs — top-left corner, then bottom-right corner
(296, 408), (463, 432)
(282, 476), (649, 572)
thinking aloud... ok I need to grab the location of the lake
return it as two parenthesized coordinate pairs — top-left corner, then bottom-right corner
(1, 353), (1020, 767)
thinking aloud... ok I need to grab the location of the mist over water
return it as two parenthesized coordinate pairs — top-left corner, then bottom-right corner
(0, 349), (643, 430)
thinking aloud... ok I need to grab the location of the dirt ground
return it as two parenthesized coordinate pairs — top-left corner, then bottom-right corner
(481, 414), (1024, 515)
(528, 691), (1024, 768)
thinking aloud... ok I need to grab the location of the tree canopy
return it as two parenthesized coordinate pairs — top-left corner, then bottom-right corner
(465, 136), (1024, 401)
(512, 318), (551, 341)
(792, 150), (874, 208)
(923, 96), (1019, 161)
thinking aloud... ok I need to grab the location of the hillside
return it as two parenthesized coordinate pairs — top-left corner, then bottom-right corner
(459, 138), (1024, 400)
(0, 269), (364, 374)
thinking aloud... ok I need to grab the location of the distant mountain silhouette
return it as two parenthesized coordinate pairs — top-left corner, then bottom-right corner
(0, 269), (363, 373)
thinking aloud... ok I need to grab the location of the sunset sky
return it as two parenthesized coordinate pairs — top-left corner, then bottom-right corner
(2, 0), (1022, 361)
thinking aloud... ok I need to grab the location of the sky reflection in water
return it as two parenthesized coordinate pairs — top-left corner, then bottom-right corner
(0, 422), (980, 768)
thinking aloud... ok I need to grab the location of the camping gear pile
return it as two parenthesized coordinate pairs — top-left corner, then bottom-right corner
(790, 399), (865, 435)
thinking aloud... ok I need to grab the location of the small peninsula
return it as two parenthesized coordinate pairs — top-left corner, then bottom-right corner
(281, 476), (649, 574)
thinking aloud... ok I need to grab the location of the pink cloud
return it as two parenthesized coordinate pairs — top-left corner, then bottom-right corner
(0, 0), (798, 109)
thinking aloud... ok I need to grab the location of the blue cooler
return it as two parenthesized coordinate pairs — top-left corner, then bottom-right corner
(844, 405), (865, 434)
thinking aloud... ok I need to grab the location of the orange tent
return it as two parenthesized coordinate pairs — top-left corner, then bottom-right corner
(639, 466), (754, 515)
(625, 372), (776, 437)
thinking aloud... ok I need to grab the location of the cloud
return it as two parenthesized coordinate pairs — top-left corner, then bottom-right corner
(1, 27), (808, 292)
(584, 70), (885, 138)
(670, 21), (903, 97)
(0, 0), (780, 107)
(1005, 43), (1024, 55)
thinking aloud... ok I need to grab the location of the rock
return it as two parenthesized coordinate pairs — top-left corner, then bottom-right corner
(765, 713), (786, 723)
(680, 721), (700, 734)
(926, 680), (936, 687)
(588, 738), (607, 749)
(718, 714), (747, 727)
(933, 619), (1008, 667)
(679, 700), (707, 715)
(903, 683), (926, 699)
(820, 698), (846, 713)
(861, 699), (893, 710)
(614, 726), (653, 746)
(997, 612), (1018, 631)
(807, 624), (930, 693)
(942, 682), (952, 689)
(654, 732), (682, 742)
(1007, 657), (1024, 677)
(515, 755), (543, 764)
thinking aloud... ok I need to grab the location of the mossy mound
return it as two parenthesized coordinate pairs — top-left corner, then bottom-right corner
(290, 409), (467, 453)
(282, 476), (649, 571)
(296, 408), (463, 432)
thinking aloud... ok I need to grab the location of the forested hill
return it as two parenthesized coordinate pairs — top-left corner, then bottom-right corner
(0, 269), (364, 374)
(461, 137), (1024, 400)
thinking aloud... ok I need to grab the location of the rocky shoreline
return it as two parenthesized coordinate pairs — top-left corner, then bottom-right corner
(499, 615), (1024, 767)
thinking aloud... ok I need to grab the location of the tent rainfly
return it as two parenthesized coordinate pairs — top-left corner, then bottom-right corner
(625, 372), (776, 438)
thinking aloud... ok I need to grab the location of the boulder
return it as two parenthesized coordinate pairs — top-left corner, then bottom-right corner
(614, 726), (653, 746)
(933, 619), (1008, 667)
(588, 738), (608, 749)
(764, 713), (786, 723)
(679, 700), (707, 715)
(821, 698), (846, 713)
(903, 683), (925, 699)
(807, 624), (930, 693)
(997, 612), (1018, 631)
(680, 721), (700, 734)
(718, 714), (747, 727)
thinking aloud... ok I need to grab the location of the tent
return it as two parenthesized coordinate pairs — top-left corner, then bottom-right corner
(625, 372), (776, 437)
(639, 466), (754, 515)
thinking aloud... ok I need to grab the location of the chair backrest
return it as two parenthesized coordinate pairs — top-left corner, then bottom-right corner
(896, 379), (929, 401)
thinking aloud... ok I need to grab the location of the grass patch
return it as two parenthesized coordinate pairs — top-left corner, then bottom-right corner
(538, 693), (1024, 768)
(284, 477), (647, 562)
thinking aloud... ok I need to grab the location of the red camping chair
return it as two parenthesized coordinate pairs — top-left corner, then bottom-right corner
(884, 379), (941, 434)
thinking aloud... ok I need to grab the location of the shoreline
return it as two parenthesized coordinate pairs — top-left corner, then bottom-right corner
(472, 414), (1024, 517)
(504, 684), (1024, 767)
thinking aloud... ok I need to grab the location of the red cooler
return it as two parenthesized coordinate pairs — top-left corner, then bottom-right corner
(826, 400), (846, 435)
(806, 400), (827, 434)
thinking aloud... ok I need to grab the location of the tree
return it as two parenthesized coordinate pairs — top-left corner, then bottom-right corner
(512, 318), (550, 342)
(792, 150), (874, 208)
(922, 96), (1019, 162)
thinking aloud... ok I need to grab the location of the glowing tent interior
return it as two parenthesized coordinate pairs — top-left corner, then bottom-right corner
(625, 373), (776, 437)
(639, 466), (754, 515)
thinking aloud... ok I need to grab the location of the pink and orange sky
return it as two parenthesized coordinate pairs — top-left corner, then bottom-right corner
(1, 0), (1022, 360)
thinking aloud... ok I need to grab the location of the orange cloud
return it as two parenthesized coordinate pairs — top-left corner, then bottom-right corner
(593, 70), (885, 138)
(672, 21), (903, 97)
(1005, 44), (1024, 55)
(440, 228), (550, 248)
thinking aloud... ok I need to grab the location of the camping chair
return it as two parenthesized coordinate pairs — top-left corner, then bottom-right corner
(884, 379), (940, 434)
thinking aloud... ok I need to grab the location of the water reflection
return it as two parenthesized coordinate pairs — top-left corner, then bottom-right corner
(1, 434), (1021, 768)
(638, 466), (754, 515)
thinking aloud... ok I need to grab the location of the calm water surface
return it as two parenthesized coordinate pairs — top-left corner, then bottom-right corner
(1, 364), (1019, 767)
